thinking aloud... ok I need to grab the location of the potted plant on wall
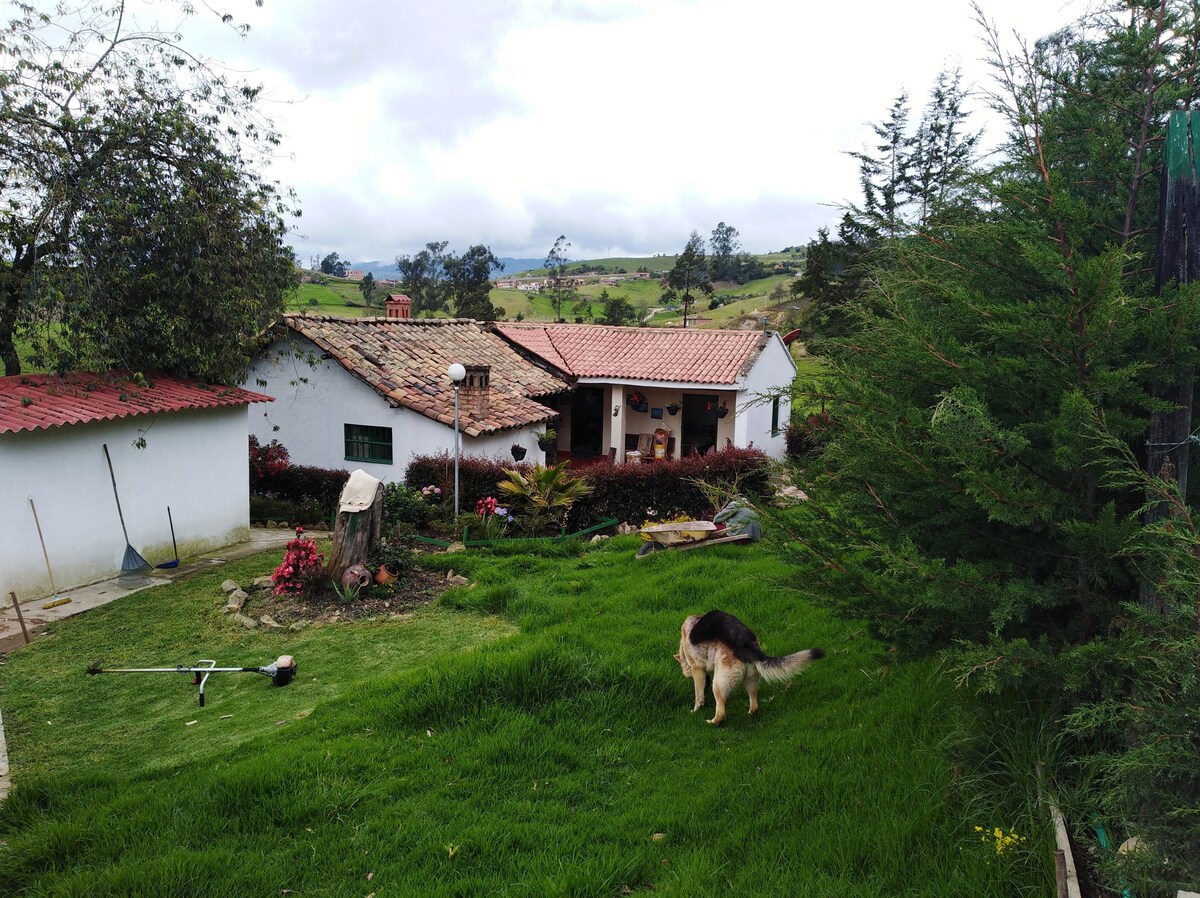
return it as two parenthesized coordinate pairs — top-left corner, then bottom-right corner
(666, 401), (681, 416)
(627, 391), (648, 412)
(707, 399), (729, 418)
(511, 443), (527, 461)
(535, 427), (557, 451)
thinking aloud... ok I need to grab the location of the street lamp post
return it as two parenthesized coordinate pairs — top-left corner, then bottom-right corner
(447, 363), (466, 522)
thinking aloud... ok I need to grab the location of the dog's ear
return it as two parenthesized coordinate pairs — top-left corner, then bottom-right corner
(673, 653), (682, 664)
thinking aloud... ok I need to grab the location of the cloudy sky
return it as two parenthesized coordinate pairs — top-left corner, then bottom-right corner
(177, 0), (1080, 265)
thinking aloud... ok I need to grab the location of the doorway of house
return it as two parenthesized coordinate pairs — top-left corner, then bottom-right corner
(570, 387), (604, 458)
(681, 394), (718, 456)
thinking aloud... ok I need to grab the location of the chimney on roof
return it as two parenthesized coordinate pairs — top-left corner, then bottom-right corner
(385, 294), (412, 319)
(461, 364), (491, 417)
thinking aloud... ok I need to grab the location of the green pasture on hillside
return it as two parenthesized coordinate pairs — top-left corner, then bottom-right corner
(0, 526), (1052, 896)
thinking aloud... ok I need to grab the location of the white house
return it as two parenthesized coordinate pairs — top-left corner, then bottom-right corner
(0, 372), (272, 601)
(492, 323), (796, 463)
(245, 315), (567, 480)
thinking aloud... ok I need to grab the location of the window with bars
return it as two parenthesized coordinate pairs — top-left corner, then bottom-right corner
(344, 423), (393, 464)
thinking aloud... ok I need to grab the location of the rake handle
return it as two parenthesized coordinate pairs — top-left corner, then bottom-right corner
(102, 443), (130, 542)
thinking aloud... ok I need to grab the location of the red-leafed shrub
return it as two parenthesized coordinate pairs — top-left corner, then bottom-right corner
(566, 447), (771, 528)
(249, 435), (291, 489)
(250, 437), (349, 523)
(785, 410), (833, 459)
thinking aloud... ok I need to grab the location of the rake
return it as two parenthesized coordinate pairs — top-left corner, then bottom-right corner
(102, 443), (154, 588)
(86, 655), (297, 707)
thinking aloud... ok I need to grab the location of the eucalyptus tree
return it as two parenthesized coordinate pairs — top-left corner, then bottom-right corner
(663, 231), (713, 327)
(0, 0), (297, 380)
(396, 241), (449, 315)
(444, 245), (503, 321)
(542, 234), (575, 322)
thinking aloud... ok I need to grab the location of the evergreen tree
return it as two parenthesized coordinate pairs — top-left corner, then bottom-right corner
(790, 4), (1200, 889)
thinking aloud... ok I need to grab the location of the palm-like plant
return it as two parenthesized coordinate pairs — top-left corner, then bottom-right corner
(497, 463), (593, 535)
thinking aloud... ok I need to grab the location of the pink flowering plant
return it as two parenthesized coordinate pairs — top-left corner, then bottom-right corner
(421, 484), (443, 503)
(463, 495), (512, 541)
(271, 527), (326, 595)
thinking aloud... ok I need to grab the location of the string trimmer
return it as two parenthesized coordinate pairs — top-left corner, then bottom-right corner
(86, 655), (297, 707)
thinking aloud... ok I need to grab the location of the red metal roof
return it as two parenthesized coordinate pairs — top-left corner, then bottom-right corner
(492, 324), (771, 384)
(0, 372), (273, 435)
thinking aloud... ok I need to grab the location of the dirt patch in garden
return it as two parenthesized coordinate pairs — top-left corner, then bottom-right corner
(243, 567), (451, 626)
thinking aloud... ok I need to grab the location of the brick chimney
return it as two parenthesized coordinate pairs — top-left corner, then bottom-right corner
(460, 364), (490, 417)
(385, 294), (412, 319)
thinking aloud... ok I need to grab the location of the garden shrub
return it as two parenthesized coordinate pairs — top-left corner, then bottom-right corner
(404, 447), (770, 532)
(566, 447), (771, 528)
(381, 482), (431, 531)
(404, 452), (524, 517)
(249, 436), (349, 522)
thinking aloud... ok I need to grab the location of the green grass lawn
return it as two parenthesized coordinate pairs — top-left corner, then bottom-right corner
(0, 531), (1052, 896)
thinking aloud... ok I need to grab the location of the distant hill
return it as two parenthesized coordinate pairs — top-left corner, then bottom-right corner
(347, 258), (546, 279)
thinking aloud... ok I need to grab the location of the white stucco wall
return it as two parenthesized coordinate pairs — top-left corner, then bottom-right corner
(735, 334), (795, 460)
(247, 340), (548, 481)
(1, 407), (252, 601)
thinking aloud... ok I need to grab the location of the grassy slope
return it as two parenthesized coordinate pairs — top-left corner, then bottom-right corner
(293, 256), (799, 329)
(0, 530), (1050, 897)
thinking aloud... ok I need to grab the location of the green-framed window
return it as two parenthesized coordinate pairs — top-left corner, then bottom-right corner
(771, 397), (781, 436)
(344, 423), (393, 464)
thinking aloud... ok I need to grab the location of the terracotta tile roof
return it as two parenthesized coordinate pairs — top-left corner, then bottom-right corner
(283, 314), (565, 437)
(492, 324), (771, 384)
(0, 372), (273, 435)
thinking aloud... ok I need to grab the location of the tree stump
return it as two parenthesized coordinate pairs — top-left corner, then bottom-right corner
(327, 479), (383, 584)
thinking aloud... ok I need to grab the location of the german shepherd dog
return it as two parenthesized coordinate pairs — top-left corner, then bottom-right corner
(674, 610), (824, 725)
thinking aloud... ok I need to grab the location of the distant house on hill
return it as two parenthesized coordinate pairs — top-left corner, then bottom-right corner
(0, 372), (271, 599)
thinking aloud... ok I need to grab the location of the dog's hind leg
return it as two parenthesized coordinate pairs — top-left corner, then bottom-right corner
(708, 665), (744, 726)
(745, 665), (760, 716)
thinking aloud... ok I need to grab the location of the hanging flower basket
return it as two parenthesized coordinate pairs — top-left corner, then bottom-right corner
(707, 400), (729, 418)
(511, 445), (527, 461)
(666, 403), (681, 416)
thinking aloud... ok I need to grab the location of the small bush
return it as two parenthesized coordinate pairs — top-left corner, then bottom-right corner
(381, 482), (430, 531)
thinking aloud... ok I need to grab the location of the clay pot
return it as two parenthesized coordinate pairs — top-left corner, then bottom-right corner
(341, 564), (371, 589)
(374, 564), (398, 586)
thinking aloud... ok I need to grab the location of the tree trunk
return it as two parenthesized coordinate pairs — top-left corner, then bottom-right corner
(327, 482), (383, 584)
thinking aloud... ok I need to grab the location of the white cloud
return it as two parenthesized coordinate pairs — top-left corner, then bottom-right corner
(174, 0), (1082, 262)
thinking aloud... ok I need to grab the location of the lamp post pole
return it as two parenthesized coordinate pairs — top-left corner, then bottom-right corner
(447, 363), (466, 523)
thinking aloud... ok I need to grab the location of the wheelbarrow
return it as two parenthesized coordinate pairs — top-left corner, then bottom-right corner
(635, 520), (752, 557)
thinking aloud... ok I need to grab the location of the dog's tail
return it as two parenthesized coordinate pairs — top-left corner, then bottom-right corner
(754, 648), (825, 683)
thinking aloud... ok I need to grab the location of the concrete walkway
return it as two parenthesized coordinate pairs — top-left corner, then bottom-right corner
(0, 528), (302, 655)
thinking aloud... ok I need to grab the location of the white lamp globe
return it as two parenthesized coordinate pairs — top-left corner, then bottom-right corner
(447, 363), (466, 383)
